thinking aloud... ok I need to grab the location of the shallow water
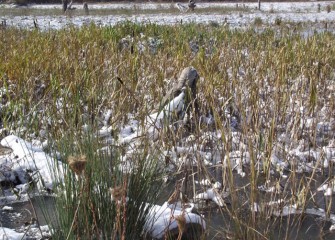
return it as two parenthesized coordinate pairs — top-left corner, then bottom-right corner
(0, 196), (56, 229)
(2, 173), (335, 239)
(0, 144), (335, 238)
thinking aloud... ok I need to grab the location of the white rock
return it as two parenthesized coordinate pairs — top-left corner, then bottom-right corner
(194, 188), (225, 207)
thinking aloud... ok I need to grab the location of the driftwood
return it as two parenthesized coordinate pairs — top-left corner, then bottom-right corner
(157, 67), (199, 113)
(155, 66), (199, 131)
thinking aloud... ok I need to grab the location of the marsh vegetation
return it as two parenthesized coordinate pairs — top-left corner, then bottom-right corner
(0, 21), (335, 239)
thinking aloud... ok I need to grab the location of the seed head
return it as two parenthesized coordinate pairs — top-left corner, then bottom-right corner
(109, 186), (124, 202)
(67, 155), (87, 176)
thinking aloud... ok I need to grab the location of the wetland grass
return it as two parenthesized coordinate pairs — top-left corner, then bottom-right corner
(0, 22), (335, 239)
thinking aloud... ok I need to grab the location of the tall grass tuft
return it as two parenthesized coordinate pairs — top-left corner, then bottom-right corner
(48, 133), (162, 239)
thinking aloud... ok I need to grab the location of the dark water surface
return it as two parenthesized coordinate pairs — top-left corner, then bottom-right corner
(0, 196), (57, 229)
(2, 180), (335, 239)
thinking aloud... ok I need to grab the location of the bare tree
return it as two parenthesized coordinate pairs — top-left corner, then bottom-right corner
(188, 0), (196, 11)
(62, 0), (68, 12)
(83, 2), (89, 15)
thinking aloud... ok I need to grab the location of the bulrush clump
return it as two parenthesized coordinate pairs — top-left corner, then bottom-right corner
(67, 155), (87, 176)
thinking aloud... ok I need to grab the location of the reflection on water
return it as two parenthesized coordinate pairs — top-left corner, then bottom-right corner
(0, 196), (57, 229)
(154, 163), (335, 239)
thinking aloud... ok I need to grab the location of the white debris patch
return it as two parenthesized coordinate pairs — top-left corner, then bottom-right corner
(0, 225), (51, 240)
(0, 135), (64, 190)
(317, 178), (335, 196)
(1, 206), (13, 211)
(16, 224), (52, 239)
(0, 227), (24, 240)
(194, 188), (226, 207)
(223, 151), (250, 177)
(146, 202), (205, 239)
(194, 180), (229, 207)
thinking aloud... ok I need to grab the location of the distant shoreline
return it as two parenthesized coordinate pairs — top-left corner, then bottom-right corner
(1, 0), (333, 4)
